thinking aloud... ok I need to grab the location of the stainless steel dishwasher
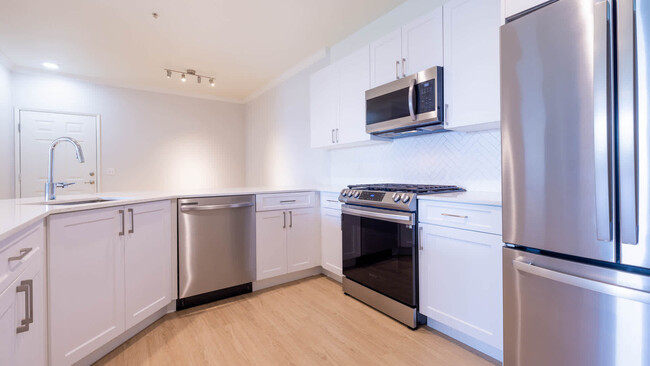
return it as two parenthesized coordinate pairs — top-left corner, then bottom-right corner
(177, 195), (255, 309)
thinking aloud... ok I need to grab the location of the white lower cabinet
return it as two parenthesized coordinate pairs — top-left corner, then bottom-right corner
(419, 222), (503, 350)
(0, 224), (46, 366)
(320, 192), (342, 276)
(256, 194), (319, 281)
(48, 201), (171, 366)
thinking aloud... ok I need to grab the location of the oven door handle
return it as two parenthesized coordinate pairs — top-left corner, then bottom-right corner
(342, 206), (414, 225)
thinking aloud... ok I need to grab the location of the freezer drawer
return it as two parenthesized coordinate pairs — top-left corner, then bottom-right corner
(503, 247), (650, 366)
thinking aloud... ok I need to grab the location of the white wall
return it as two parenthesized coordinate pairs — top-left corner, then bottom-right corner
(245, 0), (501, 193)
(11, 71), (246, 194)
(0, 61), (12, 199)
(244, 59), (330, 188)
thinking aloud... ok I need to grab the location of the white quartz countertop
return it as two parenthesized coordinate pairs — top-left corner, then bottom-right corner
(0, 187), (336, 243)
(417, 191), (502, 206)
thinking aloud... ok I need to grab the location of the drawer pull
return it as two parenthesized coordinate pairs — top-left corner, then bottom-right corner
(440, 213), (468, 219)
(326, 200), (339, 203)
(8, 248), (32, 262)
(16, 279), (33, 334)
(280, 200), (296, 204)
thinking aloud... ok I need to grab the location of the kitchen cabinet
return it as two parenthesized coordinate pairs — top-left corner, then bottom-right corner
(256, 193), (319, 280)
(443, 0), (501, 131)
(503, 0), (547, 19)
(0, 223), (46, 366)
(124, 201), (172, 329)
(310, 45), (384, 149)
(370, 9), (443, 88)
(48, 201), (172, 366)
(320, 192), (342, 276)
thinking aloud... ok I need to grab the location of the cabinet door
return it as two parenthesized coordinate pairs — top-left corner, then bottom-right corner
(401, 8), (444, 75)
(124, 201), (171, 329)
(0, 251), (45, 366)
(287, 208), (319, 273)
(419, 223), (503, 350)
(370, 28), (402, 87)
(310, 63), (339, 148)
(503, 0), (547, 19)
(337, 45), (372, 145)
(48, 208), (125, 366)
(443, 0), (501, 130)
(256, 211), (288, 280)
(320, 208), (342, 276)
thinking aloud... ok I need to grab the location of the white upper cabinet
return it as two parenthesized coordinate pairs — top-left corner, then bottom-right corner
(310, 63), (339, 148)
(337, 45), (372, 145)
(503, 0), (547, 19)
(401, 8), (444, 76)
(443, 0), (501, 131)
(370, 28), (403, 87)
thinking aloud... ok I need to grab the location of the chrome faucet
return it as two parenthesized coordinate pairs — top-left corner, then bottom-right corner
(45, 137), (85, 201)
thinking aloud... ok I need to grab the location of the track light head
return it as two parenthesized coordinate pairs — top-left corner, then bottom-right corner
(181, 73), (186, 82)
(197, 76), (201, 84)
(210, 78), (215, 87)
(166, 70), (172, 78)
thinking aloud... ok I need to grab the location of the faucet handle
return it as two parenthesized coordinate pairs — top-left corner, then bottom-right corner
(55, 182), (76, 188)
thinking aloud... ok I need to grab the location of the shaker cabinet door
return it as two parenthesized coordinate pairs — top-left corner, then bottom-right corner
(256, 210), (288, 280)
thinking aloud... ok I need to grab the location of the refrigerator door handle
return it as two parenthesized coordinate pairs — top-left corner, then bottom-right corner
(593, 0), (613, 242)
(513, 259), (650, 305)
(618, 0), (639, 245)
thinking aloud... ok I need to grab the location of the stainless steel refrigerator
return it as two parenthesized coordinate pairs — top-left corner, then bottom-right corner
(501, 0), (650, 365)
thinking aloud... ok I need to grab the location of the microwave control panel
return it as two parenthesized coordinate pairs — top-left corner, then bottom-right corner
(417, 81), (437, 113)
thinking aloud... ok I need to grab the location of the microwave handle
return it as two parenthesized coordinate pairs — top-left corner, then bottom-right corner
(408, 78), (416, 121)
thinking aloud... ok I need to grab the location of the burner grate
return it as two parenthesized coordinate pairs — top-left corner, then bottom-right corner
(346, 183), (465, 194)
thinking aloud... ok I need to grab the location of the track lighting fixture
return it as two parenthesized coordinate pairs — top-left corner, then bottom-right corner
(164, 69), (216, 87)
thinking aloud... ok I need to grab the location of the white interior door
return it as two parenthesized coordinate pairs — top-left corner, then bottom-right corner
(19, 111), (98, 198)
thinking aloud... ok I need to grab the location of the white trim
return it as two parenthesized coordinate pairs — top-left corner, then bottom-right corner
(11, 66), (244, 104)
(14, 108), (102, 198)
(243, 48), (329, 103)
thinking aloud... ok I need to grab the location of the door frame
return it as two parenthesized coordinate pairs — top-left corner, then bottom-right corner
(14, 108), (102, 198)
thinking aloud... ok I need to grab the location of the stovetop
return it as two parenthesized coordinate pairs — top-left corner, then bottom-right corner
(339, 183), (465, 212)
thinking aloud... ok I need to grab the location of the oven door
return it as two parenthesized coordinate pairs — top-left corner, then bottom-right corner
(341, 204), (417, 307)
(365, 66), (443, 135)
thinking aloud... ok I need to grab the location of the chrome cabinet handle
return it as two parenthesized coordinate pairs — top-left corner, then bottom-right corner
(326, 200), (338, 203)
(440, 213), (468, 219)
(128, 208), (134, 234)
(8, 248), (32, 262)
(331, 129), (335, 144)
(280, 200), (296, 204)
(418, 226), (423, 250)
(283, 212), (287, 229)
(593, 0), (613, 242)
(119, 210), (125, 236)
(408, 78), (416, 121)
(180, 202), (254, 212)
(16, 279), (33, 334)
(289, 211), (293, 228)
(618, 0), (638, 245)
(513, 260), (650, 305)
(395, 60), (400, 79)
(402, 58), (406, 77)
(444, 104), (449, 125)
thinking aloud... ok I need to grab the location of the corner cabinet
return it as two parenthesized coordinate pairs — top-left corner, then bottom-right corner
(0, 222), (46, 366)
(418, 199), (503, 355)
(48, 201), (172, 366)
(310, 46), (387, 149)
(443, 0), (501, 131)
(256, 193), (319, 280)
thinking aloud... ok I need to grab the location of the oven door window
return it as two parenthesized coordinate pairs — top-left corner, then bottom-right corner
(342, 213), (416, 307)
(366, 87), (410, 125)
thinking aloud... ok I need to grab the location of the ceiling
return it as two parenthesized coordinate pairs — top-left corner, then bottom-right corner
(0, 0), (406, 102)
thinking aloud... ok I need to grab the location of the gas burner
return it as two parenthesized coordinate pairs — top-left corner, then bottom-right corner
(339, 183), (465, 212)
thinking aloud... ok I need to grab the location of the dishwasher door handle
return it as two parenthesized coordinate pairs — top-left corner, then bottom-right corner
(180, 202), (254, 212)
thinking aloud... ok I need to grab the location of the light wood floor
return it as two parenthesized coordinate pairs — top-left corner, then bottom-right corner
(95, 276), (500, 366)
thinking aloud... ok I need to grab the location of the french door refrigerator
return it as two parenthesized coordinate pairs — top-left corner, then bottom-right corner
(501, 0), (650, 365)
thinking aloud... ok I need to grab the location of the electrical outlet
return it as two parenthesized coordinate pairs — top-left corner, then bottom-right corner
(106, 168), (116, 176)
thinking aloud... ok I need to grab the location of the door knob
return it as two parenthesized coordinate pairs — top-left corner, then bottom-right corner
(84, 180), (96, 185)
(89, 172), (95, 176)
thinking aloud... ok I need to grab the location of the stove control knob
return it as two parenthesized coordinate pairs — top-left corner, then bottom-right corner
(354, 191), (361, 198)
(392, 193), (401, 202)
(402, 194), (410, 203)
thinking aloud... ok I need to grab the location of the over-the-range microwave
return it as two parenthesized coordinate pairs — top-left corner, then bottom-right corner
(366, 66), (444, 138)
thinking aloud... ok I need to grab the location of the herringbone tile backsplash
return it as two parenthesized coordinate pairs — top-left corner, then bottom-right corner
(329, 129), (501, 192)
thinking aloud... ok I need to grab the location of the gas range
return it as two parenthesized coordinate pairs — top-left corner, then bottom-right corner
(338, 183), (465, 212)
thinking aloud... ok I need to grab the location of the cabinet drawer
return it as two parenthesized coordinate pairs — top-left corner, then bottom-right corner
(0, 222), (44, 294)
(256, 192), (316, 212)
(418, 200), (502, 235)
(320, 192), (342, 210)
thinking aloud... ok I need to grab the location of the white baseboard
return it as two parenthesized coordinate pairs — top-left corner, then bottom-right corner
(252, 266), (322, 291)
(426, 317), (503, 363)
(321, 267), (343, 283)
